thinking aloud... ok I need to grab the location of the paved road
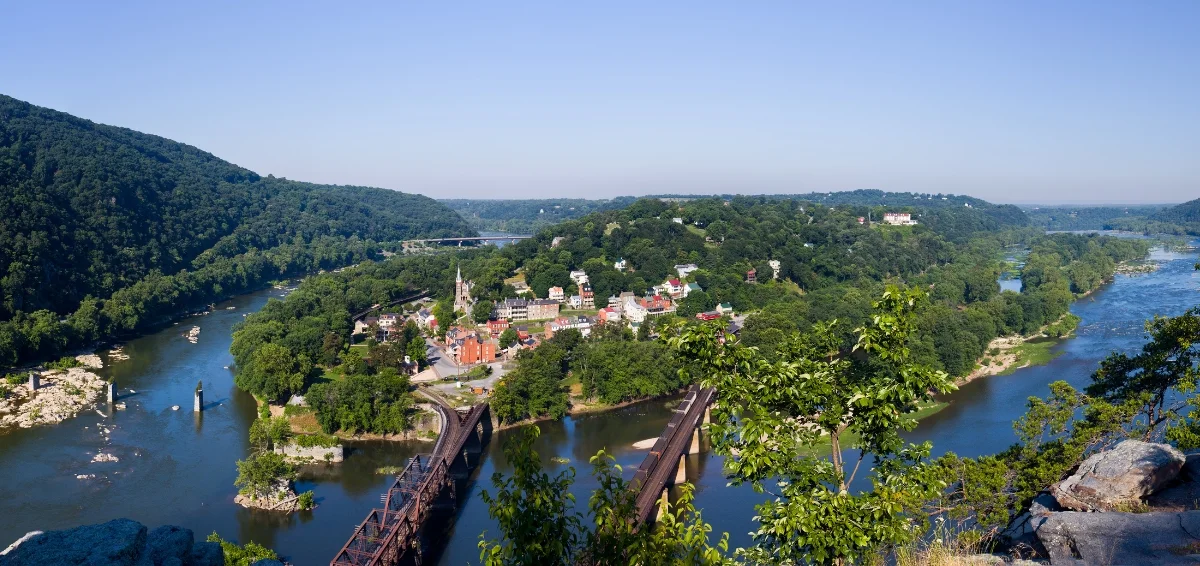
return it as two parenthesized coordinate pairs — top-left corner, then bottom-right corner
(424, 338), (509, 393)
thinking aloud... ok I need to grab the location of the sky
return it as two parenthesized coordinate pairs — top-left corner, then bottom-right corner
(2, 1), (1198, 204)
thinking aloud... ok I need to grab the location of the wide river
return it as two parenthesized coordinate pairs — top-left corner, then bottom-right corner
(1, 245), (1197, 565)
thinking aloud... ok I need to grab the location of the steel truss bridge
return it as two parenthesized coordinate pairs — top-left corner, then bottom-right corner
(331, 399), (492, 566)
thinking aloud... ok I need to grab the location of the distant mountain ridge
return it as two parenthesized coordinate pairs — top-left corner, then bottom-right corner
(0, 94), (473, 319)
(1151, 198), (1200, 225)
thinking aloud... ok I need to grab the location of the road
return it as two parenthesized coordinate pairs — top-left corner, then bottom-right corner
(424, 338), (508, 393)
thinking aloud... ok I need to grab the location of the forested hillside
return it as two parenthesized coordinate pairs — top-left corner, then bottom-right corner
(0, 94), (472, 369)
(440, 197), (637, 233)
(1149, 198), (1200, 231)
(229, 195), (1147, 427)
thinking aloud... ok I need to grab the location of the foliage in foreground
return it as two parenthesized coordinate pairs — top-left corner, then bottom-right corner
(931, 303), (1200, 548)
(206, 532), (278, 566)
(672, 286), (955, 564)
(478, 426), (730, 566)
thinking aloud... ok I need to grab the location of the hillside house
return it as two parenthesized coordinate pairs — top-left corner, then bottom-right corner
(674, 263), (699, 278)
(569, 270), (589, 286)
(684, 282), (702, 297)
(660, 278), (684, 299)
(883, 212), (918, 226)
(548, 286), (565, 302)
(580, 284), (595, 309)
(613, 258), (627, 271)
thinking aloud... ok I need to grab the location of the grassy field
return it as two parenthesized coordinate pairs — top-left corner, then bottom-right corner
(998, 337), (1064, 376)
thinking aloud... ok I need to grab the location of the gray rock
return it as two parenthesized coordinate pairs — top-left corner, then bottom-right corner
(1035, 510), (1200, 565)
(0, 519), (224, 566)
(1051, 440), (1185, 511)
(1148, 454), (1200, 510)
(135, 525), (193, 566)
(190, 541), (224, 566)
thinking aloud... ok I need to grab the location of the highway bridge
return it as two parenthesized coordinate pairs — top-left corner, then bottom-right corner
(629, 385), (717, 524)
(331, 392), (492, 566)
(402, 236), (532, 246)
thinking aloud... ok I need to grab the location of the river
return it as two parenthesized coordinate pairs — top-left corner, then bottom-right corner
(1, 245), (1197, 565)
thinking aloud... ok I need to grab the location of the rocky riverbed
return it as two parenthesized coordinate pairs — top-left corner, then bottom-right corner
(0, 360), (107, 429)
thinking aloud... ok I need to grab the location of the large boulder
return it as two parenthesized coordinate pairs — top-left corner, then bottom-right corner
(0, 519), (223, 566)
(1035, 510), (1200, 565)
(1051, 440), (1184, 511)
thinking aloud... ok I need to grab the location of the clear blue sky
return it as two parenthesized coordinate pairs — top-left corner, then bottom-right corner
(3, 1), (1198, 204)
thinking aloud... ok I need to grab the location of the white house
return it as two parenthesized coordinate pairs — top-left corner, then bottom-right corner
(883, 212), (918, 226)
(674, 263), (699, 278)
(683, 282), (702, 297)
(569, 270), (589, 285)
(613, 258), (627, 271)
(548, 286), (565, 302)
(768, 260), (781, 280)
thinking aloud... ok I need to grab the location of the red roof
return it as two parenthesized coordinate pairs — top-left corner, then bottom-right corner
(668, 279), (681, 287)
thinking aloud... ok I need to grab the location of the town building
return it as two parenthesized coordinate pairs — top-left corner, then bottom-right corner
(527, 299), (560, 320)
(622, 295), (676, 323)
(684, 282), (702, 297)
(613, 258), (627, 271)
(548, 286), (565, 302)
(486, 319), (510, 335)
(746, 269), (757, 284)
(580, 284), (595, 309)
(883, 212), (918, 226)
(768, 260), (781, 280)
(597, 307), (620, 324)
(674, 263), (699, 278)
(717, 302), (735, 315)
(495, 298), (528, 321)
(660, 278), (684, 299)
(568, 295), (582, 309)
(546, 315), (593, 338)
(569, 270), (589, 286)
(454, 267), (473, 314)
(455, 335), (496, 365)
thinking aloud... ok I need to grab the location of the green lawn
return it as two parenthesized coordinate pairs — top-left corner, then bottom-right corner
(998, 337), (1064, 376)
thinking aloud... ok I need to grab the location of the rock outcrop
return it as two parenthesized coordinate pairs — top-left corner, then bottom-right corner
(1036, 510), (1200, 565)
(0, 519), (222, 566)
(1050, 440), (1185, 511)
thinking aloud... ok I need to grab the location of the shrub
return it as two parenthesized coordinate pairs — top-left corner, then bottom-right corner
(46, 356), (81, 370)
(205, 532), (278, 566)
(298, 490), (316, 511)
(293, 433), (339, 448)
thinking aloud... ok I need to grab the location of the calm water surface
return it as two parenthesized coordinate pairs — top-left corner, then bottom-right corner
(2, 245), (1197, 565)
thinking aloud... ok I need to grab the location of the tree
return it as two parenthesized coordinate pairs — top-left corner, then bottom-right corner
(248, 416), (293, 451)
(499, 328), (520, 349)
(478, 426), (729, 566)
(1088, 307), (1200, 447)
(234, 343), (311, 402)
(474, 299), (495, 324)
(234, 451), (295, 500)
(479, 426), (581, 565)
(206, 532), (279, 566)
(669, 287), (956, 564)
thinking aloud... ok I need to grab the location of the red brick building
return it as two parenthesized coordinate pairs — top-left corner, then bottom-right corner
(456, 336), (496, 365)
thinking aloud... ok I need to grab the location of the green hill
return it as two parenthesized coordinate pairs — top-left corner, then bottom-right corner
(0, 94), (472, 369)
(0, 94), (472, 319)
(1151, 198), (1200, 225)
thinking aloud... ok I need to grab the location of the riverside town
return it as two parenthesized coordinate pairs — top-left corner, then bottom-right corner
(3, 4), (1200, 566)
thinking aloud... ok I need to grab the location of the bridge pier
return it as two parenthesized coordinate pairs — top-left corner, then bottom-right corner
(674, 454), (687, 485)
(689, 427), (701, 454)
(656, 487), (670, 522)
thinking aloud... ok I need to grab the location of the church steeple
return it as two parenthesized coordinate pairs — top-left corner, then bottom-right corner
(456, 266), (462, 282)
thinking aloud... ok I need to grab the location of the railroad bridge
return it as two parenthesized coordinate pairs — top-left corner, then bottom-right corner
(331, 397), (492, 566)
(629, 385), (717, 525)
(402, 236), (532, 246)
